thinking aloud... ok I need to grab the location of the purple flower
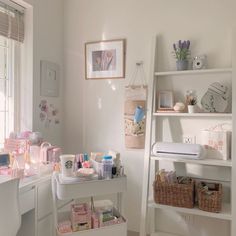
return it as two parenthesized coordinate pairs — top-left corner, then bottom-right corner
(178, 40), (182, 49)
(173, 43), (177, 51)
(186, 40), (190, 49)
(172, 39), (190, 60)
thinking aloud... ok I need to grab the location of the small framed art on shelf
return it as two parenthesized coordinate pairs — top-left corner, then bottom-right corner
(85, 39), (126, 80)
(157, 90), (174, 111)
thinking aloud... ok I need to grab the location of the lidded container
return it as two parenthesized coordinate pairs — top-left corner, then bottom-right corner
(102, 155), (113, 179)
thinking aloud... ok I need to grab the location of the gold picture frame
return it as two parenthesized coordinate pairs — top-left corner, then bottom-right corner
(85, 39), (126, 80)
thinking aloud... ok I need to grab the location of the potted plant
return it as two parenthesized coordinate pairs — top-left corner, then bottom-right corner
(173, 40), (190, 71)
(186, 96), (197, 113)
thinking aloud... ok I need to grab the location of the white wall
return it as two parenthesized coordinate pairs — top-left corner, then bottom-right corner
(63, 0), (236, 233)
(33, 0), (64, 146)
(21, 0), (64, 146)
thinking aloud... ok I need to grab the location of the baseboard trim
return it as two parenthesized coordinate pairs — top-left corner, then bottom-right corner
(128, 231), (139, 236)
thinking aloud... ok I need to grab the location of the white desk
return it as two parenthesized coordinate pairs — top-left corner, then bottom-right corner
(0, 174), (54, 236)
(19, 174), (51, 215)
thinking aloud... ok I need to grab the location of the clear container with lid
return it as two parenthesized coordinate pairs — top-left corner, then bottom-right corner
(101, 155), (113, 179)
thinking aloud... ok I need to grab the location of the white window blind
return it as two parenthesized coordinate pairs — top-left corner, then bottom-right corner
(0, 1), (24, 43)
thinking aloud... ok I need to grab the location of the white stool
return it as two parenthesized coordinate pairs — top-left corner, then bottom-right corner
(0, 178), (21, 236)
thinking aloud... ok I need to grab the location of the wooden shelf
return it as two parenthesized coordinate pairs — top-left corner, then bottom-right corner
(151, 156), (232, 167)
(148, 201), (232, 221)
(155, 68), (232, 77)
(153, 112), (232, 118)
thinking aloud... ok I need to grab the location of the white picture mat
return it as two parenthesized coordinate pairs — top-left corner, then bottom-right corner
(40, 60), (60, 97)
(86, 40), (125, 79)
(158, 91), (174, 109)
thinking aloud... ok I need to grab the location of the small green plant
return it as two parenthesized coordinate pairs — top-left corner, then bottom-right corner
(173, 40), (190, 61)
(187, 96), (197, 105)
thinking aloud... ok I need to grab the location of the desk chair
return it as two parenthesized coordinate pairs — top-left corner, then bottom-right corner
(0, 178), (21, 236)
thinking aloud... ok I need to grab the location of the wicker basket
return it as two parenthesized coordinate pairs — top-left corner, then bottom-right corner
(125, 135), (145, 149)
(197, 182), (222, 213)
(153, 176), (195, 208)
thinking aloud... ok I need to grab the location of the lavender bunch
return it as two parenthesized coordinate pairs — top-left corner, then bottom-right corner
(173, 40), (190, 60)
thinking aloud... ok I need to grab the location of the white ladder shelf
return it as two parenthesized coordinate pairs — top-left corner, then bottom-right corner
(139, 33), (236, 236)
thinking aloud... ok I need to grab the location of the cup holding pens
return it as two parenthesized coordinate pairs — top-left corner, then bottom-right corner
(134, 106), (145, 123)
(60, 155), (75, 177)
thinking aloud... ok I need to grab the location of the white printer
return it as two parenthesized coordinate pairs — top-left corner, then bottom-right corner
(152, 142), (205, 160)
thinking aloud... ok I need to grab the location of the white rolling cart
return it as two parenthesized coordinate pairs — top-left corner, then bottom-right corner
(51, 172), (127, 236)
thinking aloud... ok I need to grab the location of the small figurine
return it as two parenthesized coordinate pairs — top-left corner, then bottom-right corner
(173, 102), (185, 112)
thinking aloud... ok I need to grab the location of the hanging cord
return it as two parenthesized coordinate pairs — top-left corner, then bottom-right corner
(6, 5), (11, 39)
(128, 61), (147, 87)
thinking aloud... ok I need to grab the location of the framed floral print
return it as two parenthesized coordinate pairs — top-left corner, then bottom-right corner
(85, 39), (125, 79)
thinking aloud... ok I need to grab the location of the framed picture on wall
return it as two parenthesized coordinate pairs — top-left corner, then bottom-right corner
(157, 91), (174, 110)
(85, 39), (126, 79)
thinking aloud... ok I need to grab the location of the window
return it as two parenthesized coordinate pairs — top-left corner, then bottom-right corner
(0, 2), (24, 148)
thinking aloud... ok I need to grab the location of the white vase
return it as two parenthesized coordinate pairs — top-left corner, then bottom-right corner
(188, 105), (196, 113)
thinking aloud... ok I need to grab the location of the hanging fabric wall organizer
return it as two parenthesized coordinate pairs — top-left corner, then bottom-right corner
(124, 61), (147, 149)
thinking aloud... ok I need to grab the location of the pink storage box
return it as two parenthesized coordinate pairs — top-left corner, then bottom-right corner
(71, 203), (91, 232)
(58, 220), (72, 234)
(4, 138), (29, 153)
(91, 213), (99, 229)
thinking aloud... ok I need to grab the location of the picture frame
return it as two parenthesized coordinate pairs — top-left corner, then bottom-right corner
(85, 39), (125, 80)
(40, 60), (60, 97)
(157, 91), (174, 110)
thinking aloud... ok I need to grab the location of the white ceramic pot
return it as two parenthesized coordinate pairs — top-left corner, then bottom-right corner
(176, 60), (188, 71)
(188, 105), (196, 113)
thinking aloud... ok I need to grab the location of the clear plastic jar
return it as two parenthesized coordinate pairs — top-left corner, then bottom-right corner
(101, 155), (113, 179)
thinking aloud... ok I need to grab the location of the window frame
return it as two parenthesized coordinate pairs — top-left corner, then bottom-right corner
(0, 36), (21, 148)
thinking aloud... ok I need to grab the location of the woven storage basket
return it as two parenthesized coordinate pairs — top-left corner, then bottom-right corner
(197, 182), (222, 213)
(153, 177), (195, 208)
(125, 134), (145, 149)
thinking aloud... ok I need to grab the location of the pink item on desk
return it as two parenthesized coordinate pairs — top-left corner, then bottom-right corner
(79, 154), (84, 163)
(19, 131), (32, 139)
(91, 213), (99, 229)
(4, 138), (29, 153)
(50, 147), (61, 163)
(40, 142), (62, 164)
(58, 221), (72, 234)
(30, 146), (40, 164)
(0, 167), (11, 175)
(40, 142), (52, 163)
(82, 161), (91, 168)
